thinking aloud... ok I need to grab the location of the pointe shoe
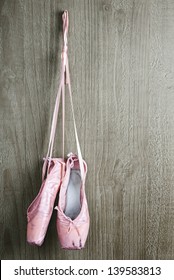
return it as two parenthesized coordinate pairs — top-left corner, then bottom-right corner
(55, 154), (89, 249)
(27, 159), (65, 246)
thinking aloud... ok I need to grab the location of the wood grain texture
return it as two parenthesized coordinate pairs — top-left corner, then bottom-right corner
(1, 0), (174, 260)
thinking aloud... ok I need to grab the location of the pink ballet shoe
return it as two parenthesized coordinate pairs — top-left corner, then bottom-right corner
(27, 159), (65, 246)
(55, 154), (90, 249)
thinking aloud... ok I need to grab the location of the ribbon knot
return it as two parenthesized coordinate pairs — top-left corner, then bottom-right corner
(67, 220), (81, 237)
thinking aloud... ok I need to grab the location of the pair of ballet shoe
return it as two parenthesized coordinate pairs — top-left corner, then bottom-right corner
(27, 153), (89, 249)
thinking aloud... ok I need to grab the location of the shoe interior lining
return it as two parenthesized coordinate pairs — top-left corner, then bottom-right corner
(64, 169), (81, 220)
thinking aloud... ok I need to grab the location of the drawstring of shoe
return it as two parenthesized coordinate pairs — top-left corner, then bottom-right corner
(67, 220), (81, 237)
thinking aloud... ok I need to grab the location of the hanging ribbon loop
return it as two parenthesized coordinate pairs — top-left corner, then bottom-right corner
(62, 10), (69, 46)
(43, 10), (85, 182)
(62, 10), (69, 66)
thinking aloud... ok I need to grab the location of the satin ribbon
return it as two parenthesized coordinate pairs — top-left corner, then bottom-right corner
(42, 10), (85, 182)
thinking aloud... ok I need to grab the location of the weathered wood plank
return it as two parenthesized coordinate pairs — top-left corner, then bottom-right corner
(1, 0), (174, 259)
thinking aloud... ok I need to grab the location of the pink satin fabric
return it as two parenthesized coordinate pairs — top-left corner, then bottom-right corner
(27, 159), (65, 246)
(56, 154), (89, 249)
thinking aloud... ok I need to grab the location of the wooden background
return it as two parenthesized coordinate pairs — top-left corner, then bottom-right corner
(1, 0), (174, 260)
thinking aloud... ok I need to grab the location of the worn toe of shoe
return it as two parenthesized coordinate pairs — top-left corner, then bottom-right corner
(57, 210), (89, 250)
